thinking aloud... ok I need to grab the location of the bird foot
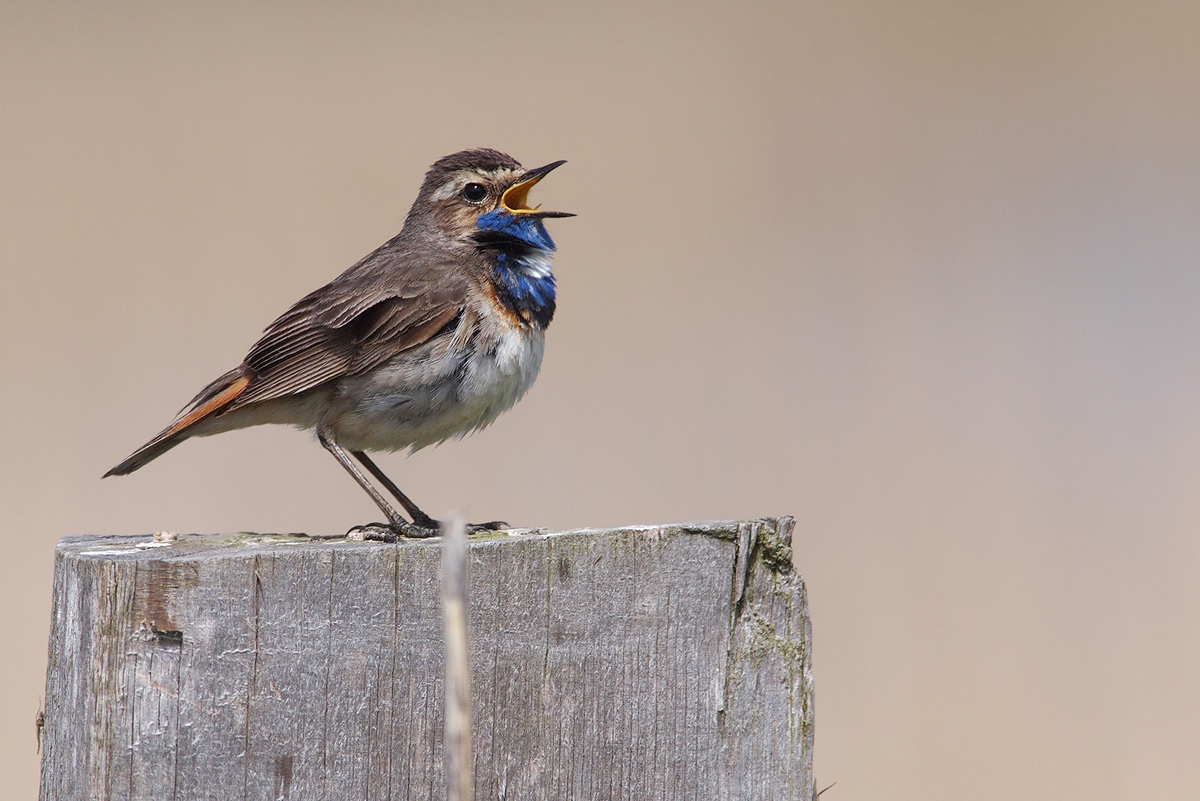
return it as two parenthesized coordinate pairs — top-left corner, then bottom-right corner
(407, 509), (507, 534)
(465, 520), (509, 534)
(346, 519), (509, 542)
(345, 521), (432, 542)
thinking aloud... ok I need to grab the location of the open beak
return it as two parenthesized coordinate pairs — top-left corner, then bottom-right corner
(501, 160), (575, 218)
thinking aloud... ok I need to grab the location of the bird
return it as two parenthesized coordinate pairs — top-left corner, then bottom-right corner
(105, 148), (572, 541)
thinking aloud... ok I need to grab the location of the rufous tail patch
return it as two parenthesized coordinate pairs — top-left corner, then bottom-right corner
(162, 374), (251, 439)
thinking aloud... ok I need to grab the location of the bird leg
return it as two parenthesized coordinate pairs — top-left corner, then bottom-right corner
(350, 450), (439, 528)
(317, 428), (435, 541)
(350, 450), (509, 535)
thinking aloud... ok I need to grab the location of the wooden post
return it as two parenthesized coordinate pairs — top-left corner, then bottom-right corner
(40, 518), (812, 800)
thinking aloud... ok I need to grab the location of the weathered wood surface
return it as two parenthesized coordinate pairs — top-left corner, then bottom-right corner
(40, 517), (812, 800)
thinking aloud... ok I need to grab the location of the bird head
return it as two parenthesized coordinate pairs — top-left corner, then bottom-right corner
(409, 149), (573, 251)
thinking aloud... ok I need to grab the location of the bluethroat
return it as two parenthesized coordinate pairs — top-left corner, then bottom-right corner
(106, 149), (572, 540)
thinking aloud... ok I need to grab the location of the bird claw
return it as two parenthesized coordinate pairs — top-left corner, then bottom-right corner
(346, 522), (399, 543)
(399, 517), (510, 536)
(466, 520), (509, 534)
(346, 518), (509, 542)
(346, 521), (438, 542)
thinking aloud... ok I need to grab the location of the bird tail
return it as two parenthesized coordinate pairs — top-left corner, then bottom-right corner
(104, 367), (252, 477)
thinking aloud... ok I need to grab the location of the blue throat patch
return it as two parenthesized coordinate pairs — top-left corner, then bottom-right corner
(475, 210), (557, 326)
(475, 209), (557, 252)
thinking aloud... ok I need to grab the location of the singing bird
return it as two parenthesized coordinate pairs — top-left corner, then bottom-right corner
(105, 149), (572, 540)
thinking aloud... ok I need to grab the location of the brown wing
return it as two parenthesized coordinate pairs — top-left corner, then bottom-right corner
(104, 238), (468, 478)
(230, 241), (468, 409)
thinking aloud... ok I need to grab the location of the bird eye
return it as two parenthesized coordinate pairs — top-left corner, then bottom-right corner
(462, 182), (488, 203)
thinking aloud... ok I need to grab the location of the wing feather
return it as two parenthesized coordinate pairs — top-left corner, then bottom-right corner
(230, 242), (470, 408)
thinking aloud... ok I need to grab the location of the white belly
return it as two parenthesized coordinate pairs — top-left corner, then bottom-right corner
(330, 324), (545, 452)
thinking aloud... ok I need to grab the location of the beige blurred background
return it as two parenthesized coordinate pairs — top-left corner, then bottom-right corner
(3, 1), (1199, 798)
